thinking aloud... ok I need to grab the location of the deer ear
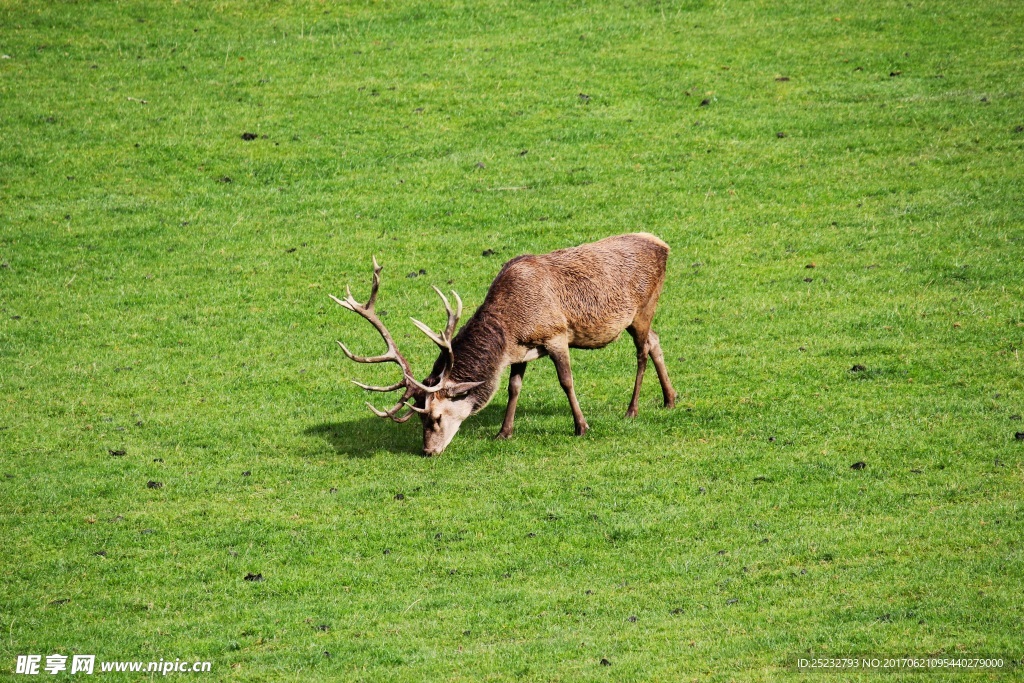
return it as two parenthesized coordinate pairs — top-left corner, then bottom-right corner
(446, 381), (484, 397)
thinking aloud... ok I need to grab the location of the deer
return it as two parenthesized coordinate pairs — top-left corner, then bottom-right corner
(330, 232), (677, 456)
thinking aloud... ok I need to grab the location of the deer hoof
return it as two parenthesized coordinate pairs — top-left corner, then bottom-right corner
(625, 407), (639, 419)
(495, 430), (513, 440)
(574, 423), (589, 437)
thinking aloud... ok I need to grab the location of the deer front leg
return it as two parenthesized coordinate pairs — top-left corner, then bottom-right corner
(496, 362), (527, 439)
(545, 338), (589, 436)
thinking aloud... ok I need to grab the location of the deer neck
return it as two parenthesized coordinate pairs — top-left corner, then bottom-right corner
(434, 311), (508, 413)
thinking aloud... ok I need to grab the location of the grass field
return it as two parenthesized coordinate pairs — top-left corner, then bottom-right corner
(2, 0), (1024, 679)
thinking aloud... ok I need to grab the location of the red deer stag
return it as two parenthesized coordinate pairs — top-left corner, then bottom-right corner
(331, 232), (677, 455)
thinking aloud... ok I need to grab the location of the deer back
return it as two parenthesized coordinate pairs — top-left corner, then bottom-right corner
(477, 232), (669, 350)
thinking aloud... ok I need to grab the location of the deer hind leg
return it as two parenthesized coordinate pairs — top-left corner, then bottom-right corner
(496, 362), (527, 440)
(544, 337), (589, 436)
(625, 323), (650, 418)
(626, 295), (677, 415)
(647, 329), (677, 408)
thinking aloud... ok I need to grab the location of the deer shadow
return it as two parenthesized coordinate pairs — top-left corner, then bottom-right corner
(304, 402), (571, 458)
(304, 416), (421, 458)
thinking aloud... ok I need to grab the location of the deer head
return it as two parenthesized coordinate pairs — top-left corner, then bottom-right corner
(331, 259), (482, 456)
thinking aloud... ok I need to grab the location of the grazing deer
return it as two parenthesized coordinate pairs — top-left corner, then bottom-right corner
(331, 232), (677, 455)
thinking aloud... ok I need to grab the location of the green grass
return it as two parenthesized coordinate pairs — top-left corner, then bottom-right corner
(2, 0), (1023, 680)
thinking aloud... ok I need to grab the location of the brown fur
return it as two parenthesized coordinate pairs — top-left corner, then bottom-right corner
(426, 232), (677, 439)
(336, 233), (677, 455)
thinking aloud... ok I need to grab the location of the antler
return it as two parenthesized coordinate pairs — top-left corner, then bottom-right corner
(410, 285), (463, 382)
(331, 258), (441, 422)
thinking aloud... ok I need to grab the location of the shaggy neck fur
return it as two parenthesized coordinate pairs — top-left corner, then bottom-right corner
(427, 311), (507, 413)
